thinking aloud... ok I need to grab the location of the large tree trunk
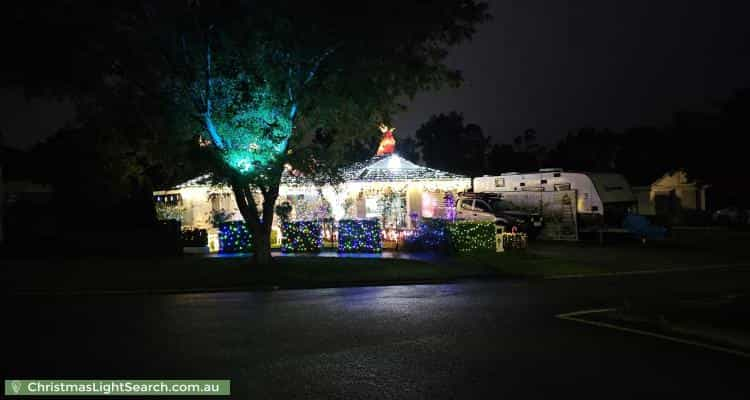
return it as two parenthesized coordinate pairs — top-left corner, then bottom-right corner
(231, 178), (279, 266)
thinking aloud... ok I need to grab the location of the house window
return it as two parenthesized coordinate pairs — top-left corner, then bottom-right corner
(154, 194), (182, 206)
(209, 193), (232, 212)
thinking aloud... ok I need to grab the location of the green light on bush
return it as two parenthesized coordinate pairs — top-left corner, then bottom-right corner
(219, 221), (253, 253)
(281, 221), (323, 253)
(338, 219), (382, 253)
(447, 221), (496, 253)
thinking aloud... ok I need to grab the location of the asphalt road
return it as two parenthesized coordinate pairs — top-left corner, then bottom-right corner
(4, 268), (750, 399)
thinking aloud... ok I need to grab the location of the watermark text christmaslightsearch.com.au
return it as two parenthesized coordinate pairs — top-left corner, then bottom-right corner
(5, 380), (231, 396)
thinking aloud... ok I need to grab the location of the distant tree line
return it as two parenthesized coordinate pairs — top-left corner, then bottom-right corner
(413, 89), (750, 208)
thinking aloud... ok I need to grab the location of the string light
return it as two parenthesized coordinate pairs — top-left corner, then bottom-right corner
(218, 221), (253, 253)
(338, 219), (382, 253)
(182, 228), (208, 247)
(281, 221), (323, 253)
(501, 232), (528, 250)
(447, 221), (496, 253)
(405, 218), (450, 251)
(406, 219), (496, 253)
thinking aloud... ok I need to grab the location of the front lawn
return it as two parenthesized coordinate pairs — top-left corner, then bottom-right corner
(5, 228), (749, 294)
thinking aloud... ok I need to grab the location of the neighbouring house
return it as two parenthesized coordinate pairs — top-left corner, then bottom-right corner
(632, 170), (710, 224)
(153, 126), (471, 250)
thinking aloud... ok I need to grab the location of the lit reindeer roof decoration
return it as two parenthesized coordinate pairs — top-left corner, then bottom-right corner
(376, 124), (396, 156)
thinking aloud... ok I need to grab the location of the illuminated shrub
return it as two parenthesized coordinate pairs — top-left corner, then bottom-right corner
(403, 218), (451, 253)
(405, 219), (496, 254)
(281, 221), (322, 253)
(447, 221), (496, 253)
(338, 219), (382, 253)
(218, 221), (253, 253)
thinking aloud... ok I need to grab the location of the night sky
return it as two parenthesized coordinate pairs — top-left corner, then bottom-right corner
(2, 0), (750, 149)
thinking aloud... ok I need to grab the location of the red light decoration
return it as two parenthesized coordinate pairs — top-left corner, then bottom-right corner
(376, 124), (396, 155)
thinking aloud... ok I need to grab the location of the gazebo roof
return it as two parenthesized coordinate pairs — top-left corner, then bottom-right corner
(341, 153), (468, 182)
(168, 153), (467, 190)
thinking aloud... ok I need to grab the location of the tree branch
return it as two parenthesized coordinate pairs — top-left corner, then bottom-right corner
(303, 44), (340, 86)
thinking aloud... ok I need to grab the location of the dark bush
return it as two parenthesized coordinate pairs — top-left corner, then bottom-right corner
(181, 228), (208, 247)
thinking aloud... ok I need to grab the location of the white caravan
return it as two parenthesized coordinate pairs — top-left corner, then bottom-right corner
(473, 169), (637, 230)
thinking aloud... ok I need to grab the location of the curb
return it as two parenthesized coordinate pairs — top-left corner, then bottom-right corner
(556, 308), (750, 358)
(4, 274), (527, 297)
(546, 263), (750, 280)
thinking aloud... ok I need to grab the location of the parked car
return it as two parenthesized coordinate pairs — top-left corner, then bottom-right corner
(456, 193), (544, 238)
(712, 207), (750, 226)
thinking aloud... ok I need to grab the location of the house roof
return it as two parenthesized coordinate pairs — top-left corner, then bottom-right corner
(341, 154), (468, 182)
(168, 153), (467, 190)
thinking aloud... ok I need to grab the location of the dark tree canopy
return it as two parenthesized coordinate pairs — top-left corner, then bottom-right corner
(397, 137), (421, 164)
(415, 111), (489, 176)
(545, 128), (619, 173)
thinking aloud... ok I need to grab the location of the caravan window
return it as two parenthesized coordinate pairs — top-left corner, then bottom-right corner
(494, 177), (505, 187)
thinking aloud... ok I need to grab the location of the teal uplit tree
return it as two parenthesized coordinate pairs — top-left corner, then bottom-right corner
(160, 1), (343, 264)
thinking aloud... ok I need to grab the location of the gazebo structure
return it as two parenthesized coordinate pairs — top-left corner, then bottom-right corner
(153, 126), (471, 249)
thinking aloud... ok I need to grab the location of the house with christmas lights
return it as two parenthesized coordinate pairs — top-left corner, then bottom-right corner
(153, 125), (471, 250)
